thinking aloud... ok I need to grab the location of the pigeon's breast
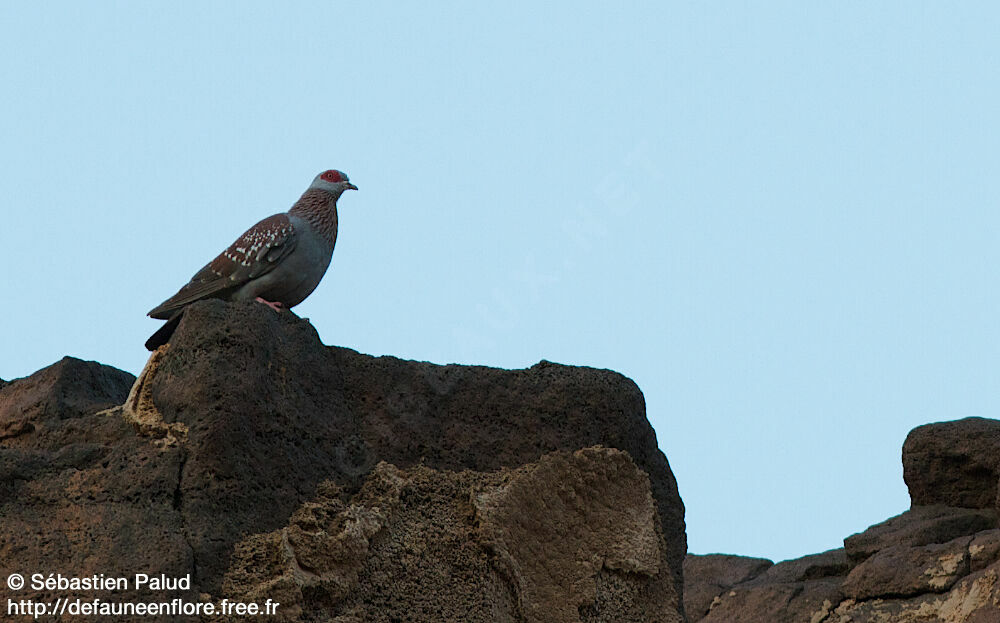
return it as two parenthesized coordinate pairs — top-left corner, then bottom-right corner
(235, 215), (335, 307)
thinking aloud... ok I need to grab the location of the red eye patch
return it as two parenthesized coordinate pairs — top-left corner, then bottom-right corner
(321, 170), (343, 183)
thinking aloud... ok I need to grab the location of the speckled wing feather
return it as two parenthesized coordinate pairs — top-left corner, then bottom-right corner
(147, 214), (298, 319)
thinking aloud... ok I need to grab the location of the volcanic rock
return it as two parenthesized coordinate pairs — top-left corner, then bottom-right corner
(691, 550), (847, 623)
(843, 505), (997, 564)
(220, 448), (679, 623)
(903, 417), (1000, 509)
(842, 536), (973, 600)
(0, 300), (685, 622)
(682, 554), (772, 620)
(0, 356), (134, 445)
(141, 300), (685, 599)
(684, 417), (1000, 623)
(970, 529), (1000, 572)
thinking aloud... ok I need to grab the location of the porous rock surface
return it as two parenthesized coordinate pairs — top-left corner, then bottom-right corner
(682, 554), (772, 619)
(685, 416), (1000, 622)
(903, 417), (1000, 510)
(0, 299), (684, 622)
(0, 356), (195, 614)
(221, 448), (677, 623)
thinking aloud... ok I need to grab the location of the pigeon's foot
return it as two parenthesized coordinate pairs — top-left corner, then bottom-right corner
(254, 297), (285, 313)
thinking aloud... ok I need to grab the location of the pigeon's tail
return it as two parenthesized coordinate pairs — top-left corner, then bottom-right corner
(145, 310), (184, 351)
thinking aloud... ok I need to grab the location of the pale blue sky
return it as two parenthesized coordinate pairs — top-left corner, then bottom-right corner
(3, 3), (999, 562)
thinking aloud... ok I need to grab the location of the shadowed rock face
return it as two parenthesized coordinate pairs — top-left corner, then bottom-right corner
(0, 357), (196, 613)
(0, 356), (134, 445)
(903, 417), (1000, 509)
(0, 299), (685, 622)
(147, 300), (686, 600)
(682, 554), (772, 620)
(689, 550), (848, 623)
(843, 504), (997, 564)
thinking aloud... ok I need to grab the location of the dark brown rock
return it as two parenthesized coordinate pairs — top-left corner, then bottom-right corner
(842, 536), (973, 600)
(690, 551), (1000, 623)
(698, 577), (842, 623)
(682, 416), (1000, 623)
(1, 299), (684, 622)
(903, 417), (1000, 509)
(828, 591), (964, 622)
(747, 548), (849, 584)
(686, 550), (848, 623)
(0, 356), (134, 445)
(147, 300), (685, 598)
(682, 554), (772, 621)
(969, 529), (1000, 572)
(221, 448), (682, 623)
(844, 505), (997, 563)
(479, 448), (674, 623)
(0, 359), (195, 620)
(832, 561), (1000, 621)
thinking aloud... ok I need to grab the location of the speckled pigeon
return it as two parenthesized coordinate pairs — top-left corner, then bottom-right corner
(144, 169), (357, 350)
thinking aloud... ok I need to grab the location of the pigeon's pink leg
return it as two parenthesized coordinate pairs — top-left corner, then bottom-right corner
(254, 297), (285, 313)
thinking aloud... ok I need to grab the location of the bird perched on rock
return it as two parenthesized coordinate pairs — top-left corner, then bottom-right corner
(144, 169), (357, 350)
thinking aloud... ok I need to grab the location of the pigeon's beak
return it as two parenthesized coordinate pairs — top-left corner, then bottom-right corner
(346, 183), (358, 191)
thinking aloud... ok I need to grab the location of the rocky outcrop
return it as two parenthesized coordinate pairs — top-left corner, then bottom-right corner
(0, 300), (684, 622)
(682, 554), (772, 619)
(690, 549), (848, 623)
(843, 505), (997, 564)
(0, 356), (133, 444)
(221, 448), (677, 623)
(685, 417), (1000, 622)
(0, 357), (197, 612)
(903, 417), (1000, 509)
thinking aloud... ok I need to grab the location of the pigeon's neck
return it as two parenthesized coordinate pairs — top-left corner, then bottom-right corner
(289, 188), (339, 245)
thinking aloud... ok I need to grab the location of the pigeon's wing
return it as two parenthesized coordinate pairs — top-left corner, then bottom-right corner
(147, 213), (298, 319)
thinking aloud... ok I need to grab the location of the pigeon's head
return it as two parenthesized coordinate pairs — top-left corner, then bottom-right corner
(311, 169), (358, 196)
